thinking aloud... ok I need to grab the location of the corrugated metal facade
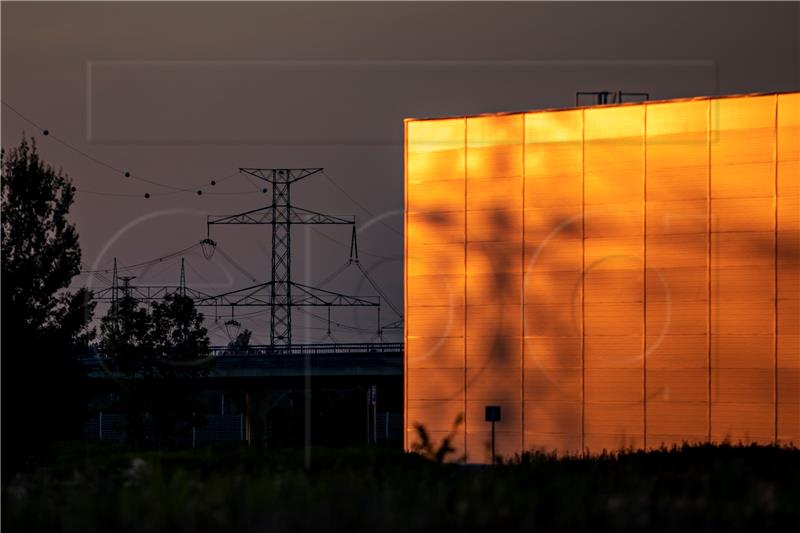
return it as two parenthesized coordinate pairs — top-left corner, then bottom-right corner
(404, 93), (799, 462)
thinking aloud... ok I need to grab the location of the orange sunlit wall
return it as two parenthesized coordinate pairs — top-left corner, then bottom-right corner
(404, 93), (800, 462)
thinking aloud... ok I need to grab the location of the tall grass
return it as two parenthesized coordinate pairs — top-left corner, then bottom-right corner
(3, 442), (799, 532)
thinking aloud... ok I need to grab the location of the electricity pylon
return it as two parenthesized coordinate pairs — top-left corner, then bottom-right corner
(95, 257), (214, 304)
(206, 168), (378, 347)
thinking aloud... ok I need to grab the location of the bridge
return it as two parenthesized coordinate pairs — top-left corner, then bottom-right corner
(80, 342), (404, 380)
(81, 342), (405, 446)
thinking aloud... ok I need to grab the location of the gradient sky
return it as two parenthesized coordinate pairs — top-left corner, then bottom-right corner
(2, 1), (798, 345)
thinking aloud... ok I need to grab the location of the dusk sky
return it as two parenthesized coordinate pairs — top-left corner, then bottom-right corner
(2, 1), (798, 345)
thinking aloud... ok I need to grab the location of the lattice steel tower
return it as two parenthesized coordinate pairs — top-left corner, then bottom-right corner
(207, 168), (374, 347)
(267, 168), (296, 345)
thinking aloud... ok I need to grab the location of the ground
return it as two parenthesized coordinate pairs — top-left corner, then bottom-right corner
(3, 442), (799, 532)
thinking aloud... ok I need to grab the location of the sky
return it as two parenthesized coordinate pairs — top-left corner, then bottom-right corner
(2, 1), (798, 345)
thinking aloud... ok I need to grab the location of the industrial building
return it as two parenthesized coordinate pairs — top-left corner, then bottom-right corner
(404, 92), (799, 462)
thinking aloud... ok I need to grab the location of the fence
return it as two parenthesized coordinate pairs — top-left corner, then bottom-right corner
(374, 412), (404, 442)
(84, 412), (245, 446)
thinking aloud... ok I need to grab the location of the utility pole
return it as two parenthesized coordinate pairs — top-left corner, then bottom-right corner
(207, 168), (376, 347)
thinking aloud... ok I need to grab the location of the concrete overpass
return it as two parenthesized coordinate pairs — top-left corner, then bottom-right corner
(80, 342), (403, 381)
(80, 342), (405, 447)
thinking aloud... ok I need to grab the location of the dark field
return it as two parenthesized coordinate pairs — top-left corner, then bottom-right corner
(3, 443), (799, 532)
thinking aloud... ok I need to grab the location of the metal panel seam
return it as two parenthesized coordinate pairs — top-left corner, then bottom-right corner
(463, 116), (468, 460)
(773, 93), (779, 444)
(706, 98), (712, 443)
(403, 119), (409, 452)
(581, 108), (586, 453)
(521, 113), (526, 451)
(643, 103), (648, 450)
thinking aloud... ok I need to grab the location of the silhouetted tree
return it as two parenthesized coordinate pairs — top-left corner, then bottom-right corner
(1, 136), (95, 470)
(99, 292), (155, 445)
(149, 293), (210, 364)
(227, 328), (252, 352)
(100, 292), (154, 376)
(100, 293), (210, 447)
(149, 294), (210, 445)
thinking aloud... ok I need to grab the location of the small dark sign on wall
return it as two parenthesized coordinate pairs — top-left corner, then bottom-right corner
(485, 405), (501, 422)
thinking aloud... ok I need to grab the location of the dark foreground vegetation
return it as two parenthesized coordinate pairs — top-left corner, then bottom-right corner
(4, 442), (799, 532)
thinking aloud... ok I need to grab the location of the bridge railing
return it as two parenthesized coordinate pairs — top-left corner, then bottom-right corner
(82, 342), (403, 360)
(208, 342), (404, 358)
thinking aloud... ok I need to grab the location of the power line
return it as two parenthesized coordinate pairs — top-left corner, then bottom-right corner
(310, 225), (397, 260)
(75, 175), (255, 198)
(209, 310), (374, 338)
(80, 242), (202, 273)
(295, 307), (376, 334)
(355, 261), (402, 318)
(213, 243), (259, 283)
(321, 170), (403, 237)
(182, 255), (211, 284)
(135, 259), (182, 285)
(2, 100), (252, 198)
(314, 261), (350, 287)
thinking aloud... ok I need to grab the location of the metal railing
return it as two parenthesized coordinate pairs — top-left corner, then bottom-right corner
(82, 342), (403, 360)
(208, 342), (403, 358)
(84, 412), (245, 446)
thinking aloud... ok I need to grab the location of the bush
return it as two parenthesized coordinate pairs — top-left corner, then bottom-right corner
(3, 442), (799, 532)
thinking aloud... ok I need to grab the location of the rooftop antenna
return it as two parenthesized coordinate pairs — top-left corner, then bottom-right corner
(576, 90), (650, 106)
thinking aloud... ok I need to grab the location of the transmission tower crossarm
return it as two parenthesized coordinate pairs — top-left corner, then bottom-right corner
(93, 279), (376, 308)
(289, 207), (353, 225)
(208, 206), (276, 225)
(193, 282), (273, 307)
(205, 166), (379, 347)
(239, 167), (322, 184)
(92, 285), (215, 302)
(290, 282), (379, 307)
(193, 281), (377, 308)
(207, 206), (353, 227)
